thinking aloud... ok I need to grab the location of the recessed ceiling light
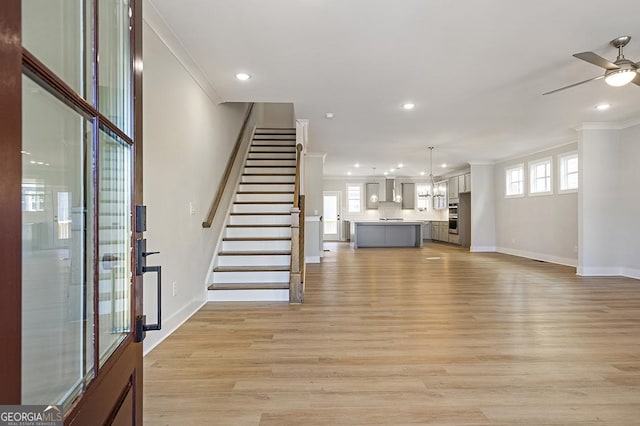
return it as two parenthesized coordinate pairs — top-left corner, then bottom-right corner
(354, 163), (360, 168)
(235, 72), (251, 81)
(441, 163), (447, 168)
(402, 103), (415, 110)
(397, 163), (404, 168)
(595, 103), (611, 111)
(384, 171), (388, 176)
(325, 112), (334, 119)
(420, 171), (425, 176)
(389, 168), (395, 172)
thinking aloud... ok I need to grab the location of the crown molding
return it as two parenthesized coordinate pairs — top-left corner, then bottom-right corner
(304, 152), (326, 161)
(144, 0), (222, 104)
(577, 116), (640, 131)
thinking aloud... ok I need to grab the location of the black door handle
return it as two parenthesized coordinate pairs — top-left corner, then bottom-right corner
(135, 238), (162, 342)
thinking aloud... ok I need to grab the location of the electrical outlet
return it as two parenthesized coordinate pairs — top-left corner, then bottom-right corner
(172, 281), (177, 296)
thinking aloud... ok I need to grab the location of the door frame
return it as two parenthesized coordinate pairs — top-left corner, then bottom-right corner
(322, 191), (342, 241)
(0, 0), (145, 423)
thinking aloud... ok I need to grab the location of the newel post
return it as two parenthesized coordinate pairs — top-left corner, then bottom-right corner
(289, 206), (303, 303)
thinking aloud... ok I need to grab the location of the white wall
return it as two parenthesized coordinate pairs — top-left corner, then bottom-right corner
(142, 22), (247, 354)
(470, 164), (496, 251)
(579, 124), (640, 279)
(619, 124), (640, 277)
(259, 103), (295, 128)
(494, 143), (578, 266)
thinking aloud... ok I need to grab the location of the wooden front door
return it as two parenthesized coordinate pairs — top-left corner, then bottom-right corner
(0, 0), (147, 424)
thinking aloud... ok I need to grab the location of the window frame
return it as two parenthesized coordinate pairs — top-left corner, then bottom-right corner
(558, 151), (578, 194)
(346, 183), (363, 213)
(528, 157), (553, 196)
(504, 163), (525, 198)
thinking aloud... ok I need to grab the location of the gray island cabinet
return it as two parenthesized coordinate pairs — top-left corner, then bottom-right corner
(353, 221), (423, 248)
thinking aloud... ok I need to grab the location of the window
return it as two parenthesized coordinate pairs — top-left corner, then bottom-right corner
(529, 157), (552, 195)
(22, 182), (45, 212)
(416, 183), (431, 210)
(559, 152), (578, 192)
(505, 164), (524, 197)
(346, 184), (362, 213)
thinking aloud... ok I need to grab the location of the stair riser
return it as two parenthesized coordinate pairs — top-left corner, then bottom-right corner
(213, 271), (290, 284)
(222, 240), (291, 251)
(244, 167), (296, 175)
(229, 215), (291, 225)
(207, 289), (289, 302)
(238, 183), (294, 192)
(232, 203), (292, 213)
(242, 174), (295, 183)
(252, 138), (296, 144)
(245, 159), (297, 166)
(236, 193), (293, 202)
(226, 227), (291, 238)
(255, 128), (295, 134)
(250, 146), (296, 153)
(217, 255), (291, 267)
(248, 152), (296, 160)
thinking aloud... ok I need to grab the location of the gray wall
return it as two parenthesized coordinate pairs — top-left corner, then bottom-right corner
(142, 22), (247, 353)
(470, 164), (496, 251)
(494, 143), (578, 266)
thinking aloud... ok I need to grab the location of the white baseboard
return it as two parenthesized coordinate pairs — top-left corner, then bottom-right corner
(143, 297), (206, 356)
(470, 246), (496, 252)
(305, 255), (320, 263)
(207, 289), (289, 302)
(496, 246), (577, 267)
(578, 266), (640, 280)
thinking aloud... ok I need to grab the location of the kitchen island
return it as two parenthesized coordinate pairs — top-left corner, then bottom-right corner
(353, 221), (423, 248)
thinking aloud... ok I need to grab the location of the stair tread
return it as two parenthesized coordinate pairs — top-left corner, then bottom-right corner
(233, 201), (292, 204)
(237, 191), (294, 194)
(242, 173), (296, 176)
(218, 250), (291, 256)
(246, 157), (296, 160)
(245, 165), (296, 168)
(214, 265), (290, 272)
(227, 224), (290, 228)
(249, 151), (297, 154)
(223, 237), (291, 241)
(230, 212), (290, 216)
(208, 282), (290, 290)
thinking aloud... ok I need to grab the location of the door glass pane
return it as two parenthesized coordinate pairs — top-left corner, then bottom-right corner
(22, 0), (92, 101)
(21, 76), (94, 410)
(99, 0), (133, 136)
(98, 127), (132, 365)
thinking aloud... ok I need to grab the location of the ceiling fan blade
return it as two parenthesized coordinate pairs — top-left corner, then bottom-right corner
(573, 52), (619, 70)
(542, 75), (604, 96)
(632, 71), (640, 86)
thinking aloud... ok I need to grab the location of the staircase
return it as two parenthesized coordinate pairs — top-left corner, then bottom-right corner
(208, 128), (297, 301)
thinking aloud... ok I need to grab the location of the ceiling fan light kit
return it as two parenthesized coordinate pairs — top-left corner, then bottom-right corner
(544, 35), (640, 95)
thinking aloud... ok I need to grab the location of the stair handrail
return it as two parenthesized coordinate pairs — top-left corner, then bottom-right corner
(293, 143), (303, 209)
(202, 103), (255, 228)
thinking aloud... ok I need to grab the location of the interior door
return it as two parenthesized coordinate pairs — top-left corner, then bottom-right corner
(323, 191), (342, 241)
(0, 0), (147, 424)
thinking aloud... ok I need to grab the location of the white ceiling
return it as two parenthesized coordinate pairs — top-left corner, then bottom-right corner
(148, 0), (640, 178)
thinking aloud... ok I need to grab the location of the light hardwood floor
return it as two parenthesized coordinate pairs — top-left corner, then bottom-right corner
(144, 243), (640, 425)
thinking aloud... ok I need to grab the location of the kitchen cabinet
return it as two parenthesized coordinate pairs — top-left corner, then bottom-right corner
(448, 176), (459, 200)
(422, 221), (432, 240)
(448, 233), (460, 245)
(365, 183), (379, 209)
(431, 221), (449, 242)
(401, 183), (415, 209)
(459, 173), (471, 193)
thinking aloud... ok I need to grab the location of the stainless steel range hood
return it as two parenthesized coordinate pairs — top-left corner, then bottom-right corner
(384, 178), (400, 203)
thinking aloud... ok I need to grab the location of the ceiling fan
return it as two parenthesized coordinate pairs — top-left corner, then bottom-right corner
(543, 36), (640, 95)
